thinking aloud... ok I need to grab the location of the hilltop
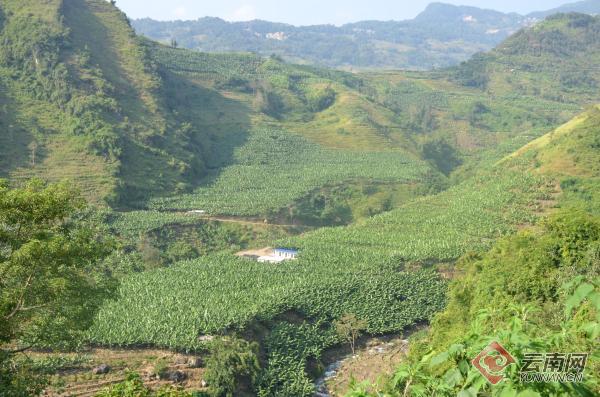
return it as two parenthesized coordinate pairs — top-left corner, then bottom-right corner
(528, 0), (600, 19)
(132, 1), (599, 70)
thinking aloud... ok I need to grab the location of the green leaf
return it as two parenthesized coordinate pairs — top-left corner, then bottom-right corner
(448, 343), (465, 356)
(574, 283), (595, 299)
(499, 386), (518, 397)
(444, 368), (464, 388)
(458, 359), (470, 375)
(429, 351), (449, 368)
(581, 322), (600, 339)
(565, 283), (595, 316)
(588, 291), (600, 310)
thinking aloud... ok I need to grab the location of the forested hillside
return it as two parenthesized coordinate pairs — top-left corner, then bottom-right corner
(132, 1), (600, 70)
(0, 0), (206, 206)
(2, 1), (598, 220)
(0, 1), (598, 397)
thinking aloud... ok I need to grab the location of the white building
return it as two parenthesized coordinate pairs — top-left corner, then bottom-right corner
(257, 248), (299, 263)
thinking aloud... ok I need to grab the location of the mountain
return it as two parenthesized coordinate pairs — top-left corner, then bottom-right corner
(1, 2), (599, 397)
(0, 0), (209, 207)
(342, 105), (600, 396)
(528, 0), (600, 19)
(131, 1), (599, 70)
(2, 0), (599, 220)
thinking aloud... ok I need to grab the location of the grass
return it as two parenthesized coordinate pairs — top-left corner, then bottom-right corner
(503, 105), (600, 178)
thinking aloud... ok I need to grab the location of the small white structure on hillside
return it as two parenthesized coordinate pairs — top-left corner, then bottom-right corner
(257, 248), (299, 263)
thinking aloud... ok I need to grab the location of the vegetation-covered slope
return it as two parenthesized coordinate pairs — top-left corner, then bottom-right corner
(1, 2), (599, 397)
(2, 4), (598, 222)
(87, 107), (600, 396)
(132, 1), (599, 70)
(363, 13), (600, 179)
(0, 0), (206, 206)
(345, 108), (600, 396)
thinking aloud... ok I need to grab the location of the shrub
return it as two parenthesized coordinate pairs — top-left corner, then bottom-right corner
(204, 339), (260, 397)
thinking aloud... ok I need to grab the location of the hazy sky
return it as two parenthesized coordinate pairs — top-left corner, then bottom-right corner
(114, 0), (571, 25)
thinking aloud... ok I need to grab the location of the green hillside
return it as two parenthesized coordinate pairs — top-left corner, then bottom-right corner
(1, 3), (599, 397)
(363, 13), (600, 179)
(0, 0), (206, 206)
(345, 107), (600, 396)
(2, 4), (598, 221)
(131, 2), (600, 70)
(86, 108), (599, 395)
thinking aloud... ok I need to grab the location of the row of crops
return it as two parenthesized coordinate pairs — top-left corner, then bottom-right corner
(151, 45), (267, 79)
(89, 257), (445, 347)
(152, 44), (327, 87)
(90, 166), (549, 395)
(88, 255), (446, 396)
(289, 170), (551, 266)
(150, 127), (433, 216)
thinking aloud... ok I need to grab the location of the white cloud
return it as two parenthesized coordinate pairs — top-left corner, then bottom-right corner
(229, 5), (257, 21)
(172, 6), (187, 19)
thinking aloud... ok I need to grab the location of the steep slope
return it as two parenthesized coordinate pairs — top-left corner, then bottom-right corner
(0, 0), (119, 202)
(0, 0), (443, 221)
(504, 104), (600, 177)
(0, 0), (206, 206)
(341, 107), (600, 397)
(2, 4), (598, 222)
(361, 13), (600, 179)
(141, 45), (439, 220)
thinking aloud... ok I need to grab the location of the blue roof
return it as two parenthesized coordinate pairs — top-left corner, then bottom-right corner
(274, 248), (299, 254)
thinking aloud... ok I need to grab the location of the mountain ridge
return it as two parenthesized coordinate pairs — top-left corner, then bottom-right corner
(132, 1), (599, 70)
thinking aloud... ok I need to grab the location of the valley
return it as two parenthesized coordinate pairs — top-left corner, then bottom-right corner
(0, 1), (598, 397)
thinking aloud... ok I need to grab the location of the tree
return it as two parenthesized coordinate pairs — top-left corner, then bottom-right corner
(306, 86), (336, 112)
(421, 139), (462, 176)
(28, 141), (38, 167)
(0, 179), (115, 396)
(335, 314), (368, 355)
(204, 338), (260, 397)
(170, 38), (178, 49)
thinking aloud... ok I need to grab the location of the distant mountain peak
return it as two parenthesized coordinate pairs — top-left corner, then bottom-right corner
(132, 0), (600, 70)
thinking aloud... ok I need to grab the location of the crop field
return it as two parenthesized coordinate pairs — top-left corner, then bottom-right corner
(89, 163), (550, 395)
(150, 127), (433, 216)
(151, 44), (332, 88)
(290, 170), (551, 266)
(88, 255), (445, 396)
